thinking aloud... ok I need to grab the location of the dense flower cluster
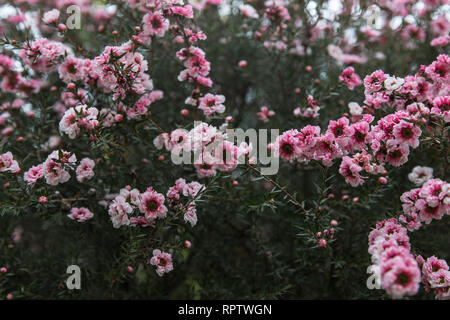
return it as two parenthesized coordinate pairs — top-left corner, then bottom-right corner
(400, 178), (449, 229)
(274, 55), (449, 188)
(0, 0), (448, 299)
(369, 178), (449, 299)
(23, 150), (95, 186)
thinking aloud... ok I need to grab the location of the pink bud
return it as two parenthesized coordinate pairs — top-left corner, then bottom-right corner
(57, 23), (67, 32)
(342, 195), (349, 200)
(112, 30), (118, 36)
(127, 266), (134, 273)
(328, 193), (335, 199)
(17, 137), (24, 142)
(318, 239), (327, 248)
(6, 293), (13, 300)
(0, 267), (7, 273)
(180, 109), (189, 116)
(225, 116), (233, 122)
(305, 66), (312, 72)
(185, 240), (191, 248)
(316, 232), (322, 238)
(38, 196), (48, 204)
(232, 180), (239, 186)
(158, 155), (165, 161)
(330, 219), (338, 227)
(294, 88), (301, 94)
(141, 158), (149, 164)
(238, 60), (247, 68)
(114, 114), (123, 122)
(353, 197), (359, 202)
(378, 177), (387, 184)
(125, 185), (131, 191)
(67, 83), (76, 91)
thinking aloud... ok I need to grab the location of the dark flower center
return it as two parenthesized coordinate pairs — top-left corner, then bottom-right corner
(389, 150), (401, 159)
(355, 131), (365, 142)
(146, 200), (158, 211)
(334, 126), (343, 137)
(401, 127), (413, 139)
(396, 273), (410, 285)
(282, 143), (293, 155)
(68, 63), (77, 74)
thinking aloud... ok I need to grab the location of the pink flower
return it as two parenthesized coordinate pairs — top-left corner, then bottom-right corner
(68, 207), (94, 222)
(170, 5), (194, 19)
(76, 158), (95, 183)
(392, 120), (421, 148)
(339, 156), (364, 187)
(108, 195), (132, 228)
(339, 67), (362, 90)
(149, 249), (173, 276)
(184, 204), (198, 227)
(256, 106), (275, 122)
(42, 9), (60, 24)
(364, 70), (388, 94)
(198, 93), (226, 118)
(381, 256), (421, 299)
(182, 181), (204, 198)
(408, 166), (433, 186)
(0, 152), (20, 174)
(142, 12), (169, 37)
(139, 188), (167, 221)
(274, 129), (301, 161)
(58, 56), (86, 83)
(239, 4), (259, 19)
(42, 150), (76, 186)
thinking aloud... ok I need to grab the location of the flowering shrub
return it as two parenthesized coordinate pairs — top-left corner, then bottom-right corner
(0, 0), (448, 299)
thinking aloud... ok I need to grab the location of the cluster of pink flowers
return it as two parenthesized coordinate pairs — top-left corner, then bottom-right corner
(275, 55), (449, 187)
(293, 95), (320, 119)
(108, 185), (168, 228)
(59, 105), (99, 139)
(166, 178), (204, 227)
(19, 38), (69, 73)
(68, 207), (94, 222)
(339, 67), (362, 90)
(0, 152), (20, 174)
(24, 151), (95, 186)
(154, 122), (253, 178)
(368, 218), (421, 299)
(148, 249), (173, 277)
(399, 179), (449, 229)
(417, 255), (450, 300)
(0, 53), (47, 96)
(364, 55), (449, 113)
(315, 221), (337, 248)
(369, 176), (449, 299)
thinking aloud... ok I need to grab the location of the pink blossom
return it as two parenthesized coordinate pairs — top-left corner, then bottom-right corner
(76, 158), (95, 183)
(149, 249), (173, 276)
(139, 187), (168, 221)
(68, 207), (94, 222)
